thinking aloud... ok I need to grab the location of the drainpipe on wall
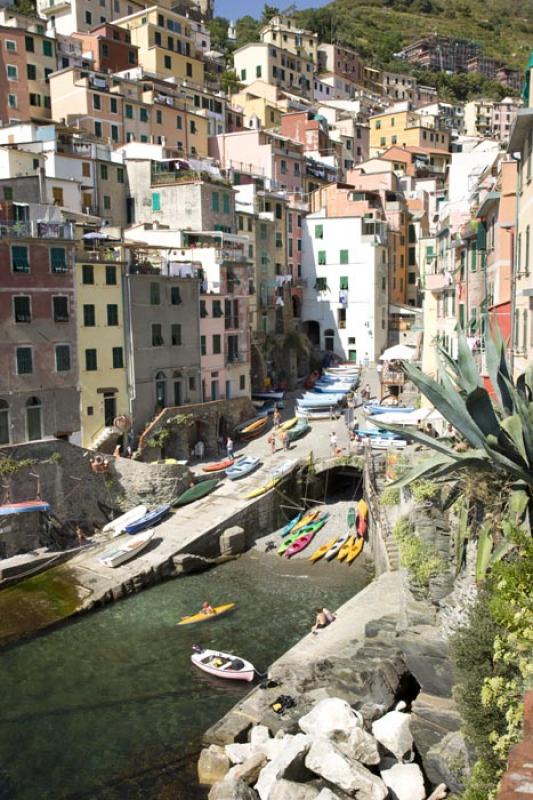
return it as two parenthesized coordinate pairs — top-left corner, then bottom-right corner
(509, 152), (521, 375)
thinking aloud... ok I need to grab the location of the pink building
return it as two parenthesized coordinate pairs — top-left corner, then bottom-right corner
(209, 129), (305, 193)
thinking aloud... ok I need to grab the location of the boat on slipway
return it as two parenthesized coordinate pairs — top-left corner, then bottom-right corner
(202, 458), (234, 473)
(103, 505), (148, 537)
(191, 646), (256, 682)
(98, 529), (155, 568)
(124, 505), (170, 534)
(172, 479), (220, 507)
(225, 457), (261, 480)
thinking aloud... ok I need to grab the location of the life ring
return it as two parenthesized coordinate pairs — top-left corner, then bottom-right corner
(94, 455), (104, 466)
(113, 415), (132, 431)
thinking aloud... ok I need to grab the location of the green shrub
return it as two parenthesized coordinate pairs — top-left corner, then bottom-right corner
(381, 486), (400, 506)
(410, 479), (439, 504)
(392, 516), (444, 589)
(0, 456), (35, 476)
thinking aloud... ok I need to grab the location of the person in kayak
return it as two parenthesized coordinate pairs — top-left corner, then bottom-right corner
(200, 601), (216, 615)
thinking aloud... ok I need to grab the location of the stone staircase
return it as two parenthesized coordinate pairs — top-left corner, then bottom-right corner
(385, 537), (400, 570)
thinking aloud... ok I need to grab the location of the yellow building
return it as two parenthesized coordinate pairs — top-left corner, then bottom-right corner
(233, 42), (314, 99)
(76, 248), (129, 449)
(260, 15), (318, 65)
(369, 109), (450, 157)
(116, 6), (204, 87)
(230, 83), (286, 129)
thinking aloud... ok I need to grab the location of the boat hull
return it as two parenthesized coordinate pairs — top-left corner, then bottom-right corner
(285, 531), (315, 558)
(125, 505), (170, 534)
(202, 459), (234, 473)
(346, 537), (364, 564)
(191, 649), (255, 682)
(325, 533), (349, 560)
(103, 504), (148, 536)
(98, 529), (155, 568)
(226, 457), (261, 480)
(178, 603), (235, 625)
(172, 479), (219, 507)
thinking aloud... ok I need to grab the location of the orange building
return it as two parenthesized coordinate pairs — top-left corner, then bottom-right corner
(0, 22), (57, 125)
(72, 23), (138, 73)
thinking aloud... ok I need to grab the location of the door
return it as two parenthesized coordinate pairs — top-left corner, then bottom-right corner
(211, 380), (218, 401)
(26, 398), (42, 441)
(174, 381), (182, 406)
(348, 349), (357, 362)
(104, 393), (117, 427)
(225, 380), (231, 400)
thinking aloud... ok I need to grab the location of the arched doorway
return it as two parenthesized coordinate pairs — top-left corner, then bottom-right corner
(155, 371), (166, 409)
(303, 320), (320, 347)
(324, 328), (335, 352)
(26, 396), (42, 441)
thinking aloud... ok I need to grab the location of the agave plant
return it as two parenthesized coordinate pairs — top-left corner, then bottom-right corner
(384, 328), (532, 537)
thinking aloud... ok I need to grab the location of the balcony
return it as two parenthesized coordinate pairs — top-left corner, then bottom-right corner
(38, 0), (70, 12)
(0, 221), (74, 240)
(426, 271), (452, 292)
(76, 247), (121, 263)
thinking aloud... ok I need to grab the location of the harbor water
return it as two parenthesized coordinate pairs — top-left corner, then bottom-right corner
(0, 549), (372, 800)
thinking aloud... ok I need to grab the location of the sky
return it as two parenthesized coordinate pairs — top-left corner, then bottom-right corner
(215, 0), (330, 21)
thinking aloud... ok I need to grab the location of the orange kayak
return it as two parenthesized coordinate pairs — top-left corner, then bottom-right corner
(202, 458), (234, 473)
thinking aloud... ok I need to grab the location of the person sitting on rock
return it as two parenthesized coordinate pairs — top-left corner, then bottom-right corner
(312, 608), (329, 633)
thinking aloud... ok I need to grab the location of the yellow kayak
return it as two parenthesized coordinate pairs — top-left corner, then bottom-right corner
(338, 535), (355, 562)
(177, 603), (236, 625)
(242, 417), (267, 434)
(292, 510), (320, 534)
(309, 536), (338, 564)
(245, 478), (279, 499)
(279, 417), (298, 432)
(346, 537), (364, 565)
(358, 499), (369, 520)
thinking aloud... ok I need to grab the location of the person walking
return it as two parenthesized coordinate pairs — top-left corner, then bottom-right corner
(330, 431), (338, 457)
(273, 408), (281, 429)
(226, 436), (234, 459)
(282, 430), (290, 451)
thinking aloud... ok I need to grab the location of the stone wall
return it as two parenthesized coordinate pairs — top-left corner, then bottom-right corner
(0, 440), (191, 552)
(139, 396), (257, 460)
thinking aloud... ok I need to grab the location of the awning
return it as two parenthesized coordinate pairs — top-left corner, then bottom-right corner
(389, 304), (420, 316)
(508, 107), (533, 153)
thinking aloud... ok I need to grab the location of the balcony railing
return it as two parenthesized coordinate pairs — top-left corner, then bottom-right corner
(0, 221), (74, 240)
(76, 247), (121, 263)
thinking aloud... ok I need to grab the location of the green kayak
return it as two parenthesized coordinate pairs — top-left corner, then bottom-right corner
(277, 518), (326, 555)
(172, 478), (220, 507)
(288, 420), (311, 443)
(347, 507), (356, 528)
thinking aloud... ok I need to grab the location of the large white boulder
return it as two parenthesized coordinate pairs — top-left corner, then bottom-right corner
(226, 743), (253, 765)
(269, 779), (321, 800)
(227, 753), (268, 786)
(371, 708), (413, 761)
(261, 736), (293, 762)
(255, 734), (312, 800)
(315, 791), (344, 800)
(299, 698), (362, 742)
(208, 777), (259, 800)
(305, 739), (387, 799)
(380, 762), (425, 800)
(250, 726), (272, 752)
(198, 745), (231, 786)
(336, 727), (380, 766)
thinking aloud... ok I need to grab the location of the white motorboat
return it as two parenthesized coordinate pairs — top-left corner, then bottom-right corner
(191, 646), (256, 682)
(103, 504), (148, 537)
(296, 407), (342, 420)
(98, 529), (155, 568)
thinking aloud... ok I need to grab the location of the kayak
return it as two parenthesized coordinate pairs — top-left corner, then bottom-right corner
(245, 478), (279, 500)
(285, 530), (316, 558)
(281, 513), (302, 537)
(346, 536), (364, 565)
(287, 419), (311, 442)
(309, 536), (338, 564)
(292, 509), (320, 534)
(191, 646), (255, 682)
(202, 458), (234, 473)
(124, 505), (170, 534)
(271, 459), (296, 479)
(225, 456), (261, 480)
(347, 507), (356, 529)
(278, 518), (326, 555)
(357, 514), (368, 537)
(358, 499), (368, 520)
(278, 417), (298, 432)
(172, 479), (220, 507)
(338, 535), (355, 562)
(325, 532), (350, 561)
(177, 603), (236, 626)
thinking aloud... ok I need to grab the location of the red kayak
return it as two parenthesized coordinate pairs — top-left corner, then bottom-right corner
(202, 458), (234, 473)
(357, 514), (367, 537)
(285, 531), (316, 558)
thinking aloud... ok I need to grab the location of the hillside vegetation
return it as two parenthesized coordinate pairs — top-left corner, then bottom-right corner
(210, 0), (532, 102)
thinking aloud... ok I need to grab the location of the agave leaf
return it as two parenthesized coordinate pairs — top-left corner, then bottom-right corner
(501, 377), (533, 467)
(508, 485), (530, 528)
(376, 421), (461, 458)
(490, 540), (516, 565)
(465, 387), (502, 438)
(476, 525), (494, 583)
(455, 333), (484, 394)
(401, 361), (487, 449)
(390, 454), (454, 488)
(500, 414), (528, 464)
(392, 452), (492, 488)
(485, 330), (513, 414)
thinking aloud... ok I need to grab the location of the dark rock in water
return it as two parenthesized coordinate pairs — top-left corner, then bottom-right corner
(425, 730), (473, 793)
(410, 691), (463, 780)
(396, 629), (454, 698)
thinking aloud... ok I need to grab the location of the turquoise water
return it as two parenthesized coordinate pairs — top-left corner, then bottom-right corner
(0, 551), (372, 800)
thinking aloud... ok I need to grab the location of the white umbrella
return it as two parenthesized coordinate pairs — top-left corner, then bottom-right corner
(379, 344), (417, 361)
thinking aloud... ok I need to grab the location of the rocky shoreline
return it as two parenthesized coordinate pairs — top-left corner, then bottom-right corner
(197, 567), (471, 799)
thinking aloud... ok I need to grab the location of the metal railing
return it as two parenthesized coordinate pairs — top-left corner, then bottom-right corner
(0, 221), (74, 240)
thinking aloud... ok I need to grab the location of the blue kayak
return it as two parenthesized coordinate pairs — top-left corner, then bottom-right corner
(281, 512), (302, 536)
(364, 404), (415, 415)
(125, 504), (170, 534)
(225, 456), (261, 480)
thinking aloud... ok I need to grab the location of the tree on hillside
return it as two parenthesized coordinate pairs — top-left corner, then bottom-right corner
(261, 5), (280, 23)
(208, 17), (229, 52)
(235, 15), (261, 48)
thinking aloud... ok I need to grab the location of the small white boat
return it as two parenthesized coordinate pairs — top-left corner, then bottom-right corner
(98, 529), (155, 568)
(103, 504), (148, 537)
(271, 459), (297, 479)
(325, 532), (350, 561)
(191, 646), (256, 682)
(296, 407), (342, 420)
(370, 437), (407, 450)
